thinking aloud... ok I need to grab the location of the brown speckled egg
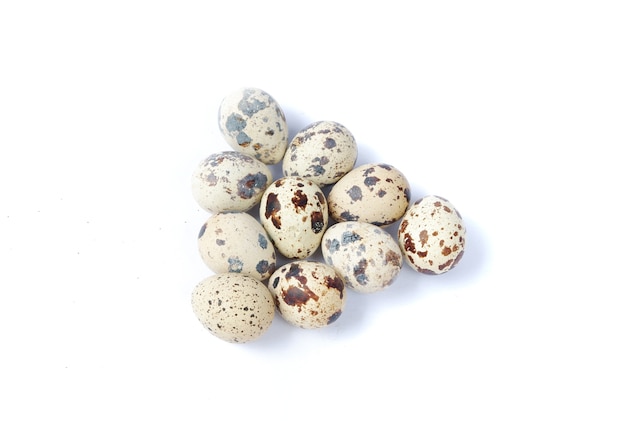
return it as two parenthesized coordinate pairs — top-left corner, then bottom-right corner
(321, 221), (403, 293)
(268, 261), (345, 329)
(191, 151), (273, 213)
(218, 87), (288, 164)
(191, 273), (275, 343)
(198, 212), (276, 282)
(398, 195), (466, 275)
(282, 121), (358, 187)
(328, 163), (411, 226)
(259, 176), (328, 259)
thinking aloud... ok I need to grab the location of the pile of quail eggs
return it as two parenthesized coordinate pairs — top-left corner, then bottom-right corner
(191, 87), (466, 343)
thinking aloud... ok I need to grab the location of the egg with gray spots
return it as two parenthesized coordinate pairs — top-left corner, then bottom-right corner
(282, 121), (358, 187)
(218, 87), (288, 165)
(321, 221), (403, 293)
(268, 261), (345, 329)
(259, 176), (328, 259)
(191, 273), (275, 343)
(398, 195), (466, 275)
(198, 212), (277, 282)
(191, 151), (273, 213)
(328, 163), (411, 226)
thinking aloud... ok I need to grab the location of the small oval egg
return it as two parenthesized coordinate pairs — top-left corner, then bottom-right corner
(398, 195), (466, 275)
(321, 221), (403, 293)
(218, 87), (288, 165)
(328, 163), (411, 226)
(191, 273), (275, 343)
(198, 212), (277, 282)
(259, 176), (328, 259)
(191, 151), (273, 213)
(282, 121), (358, 187)
(268, 261), (345, 329)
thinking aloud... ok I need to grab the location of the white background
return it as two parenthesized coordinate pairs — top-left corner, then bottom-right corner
(1, 1), (625, 419)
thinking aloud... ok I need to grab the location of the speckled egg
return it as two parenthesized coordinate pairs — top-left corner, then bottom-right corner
(328, 163), (411, 226)
(217, 87), (288, 165)
(268, 261), (345, 329)
(321, 221), (403, 293)
(259, 176), (328, 259)
(282, 121), (358, 187)
(198, 212), (276, 282)
(398, 195), (466, 275)
(191, 151), (273, 213)
(191, 273), (275, 343)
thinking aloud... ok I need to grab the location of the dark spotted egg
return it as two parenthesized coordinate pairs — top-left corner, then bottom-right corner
(282, 121), (358, 187)
(259, 176), (328, 259)
(191, 273), (275, 343)
(198, 212), (276, 282)
(328, 163), (411, 226)
(191, 151), (273, 213)
(398, 195), (466, 275)
(218, 87), (288, 165)
(268, 261), (345, 329)
(321, 221), (403, 293)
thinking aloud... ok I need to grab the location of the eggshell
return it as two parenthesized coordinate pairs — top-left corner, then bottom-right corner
(268, 261), (345, 329)
(191, 273), (275, 343)
(398, 195), (466, 274)
(282, 121), (358, 187)
(328, 163), (411, 226)
(321, 221), (403, 293)
(218, 87), (288, 164)
(198, 212), (277, 282)
(259, 176), (328, 259)
(191, 151), (273, 213)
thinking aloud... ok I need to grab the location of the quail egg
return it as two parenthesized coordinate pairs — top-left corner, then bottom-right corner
(191, 273), (275, 343)
(282, 121), (358, 187)
(328, 163), (411, 226)
(398, 195), (466, 274)
(191, 151), (273, 213)
(218, 87), (288, 164)
(198, 212), (276, 282)
(268, 261), (345, 329)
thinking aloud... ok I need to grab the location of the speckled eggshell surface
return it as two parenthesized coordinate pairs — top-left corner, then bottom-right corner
(198, 212), (276, 282)
(322, 221), (403, 293)
(268, 261), (345, 329)
(191, 273), (275, 343)
(398, 195), (466, 275)
(218, 87), (288, 165)
(259, 176), (328, 259)
(282, 121), (358, 187)
(191, 151), (273, 213)
(328, 163), (411, 226)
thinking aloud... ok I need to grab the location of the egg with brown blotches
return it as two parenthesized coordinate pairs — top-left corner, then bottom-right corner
(259, 176), (328, 259)
(268, 261), (345, 329)
(398, 195), (466, 275)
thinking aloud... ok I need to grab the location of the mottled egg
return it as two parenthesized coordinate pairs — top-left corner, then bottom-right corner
(259, 176), (328, 259)
(191, 151), (273, 213)
(328, 163), (411, 226)
(282, 121), (358, 187)
(218, 87), (288, 165)
(268, 261), (345, 329)
(321, 221), (403, 293)
(191, 273), (275, 343)
(398, 195), (466, 275)
(198, 212), (276, 282)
